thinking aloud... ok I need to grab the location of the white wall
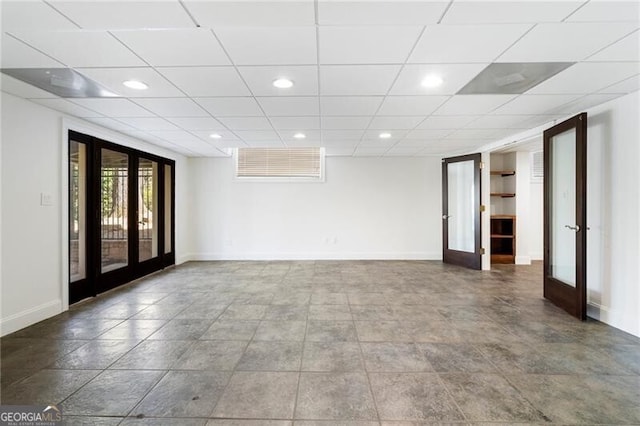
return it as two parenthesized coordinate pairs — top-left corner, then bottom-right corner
(585, 91), (640, 337)
(529, 180), (543, 260)
(0, 92), (190, 336)
(188, 156), (442, 260)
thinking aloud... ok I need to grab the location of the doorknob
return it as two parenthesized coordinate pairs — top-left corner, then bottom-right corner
(564, 225), (580, 232)
(442, 215), (451, 220)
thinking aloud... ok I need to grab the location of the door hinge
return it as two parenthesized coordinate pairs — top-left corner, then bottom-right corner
(480, 204), (486, 212)
(479, 161), (485, 169)
(481, 248), (486, 255)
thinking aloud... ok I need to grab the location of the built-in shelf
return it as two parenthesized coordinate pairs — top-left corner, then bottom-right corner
(491, 215), (515, 264)
(490, 170), (516, 176)
(490, 193), (516, 198)
(490, 234), (514, 239)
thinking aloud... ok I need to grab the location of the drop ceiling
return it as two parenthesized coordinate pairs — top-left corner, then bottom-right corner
(1, 0), (638, 157)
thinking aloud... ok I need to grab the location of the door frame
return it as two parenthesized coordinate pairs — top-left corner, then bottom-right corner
(543, 112), (587, 320)
(67, 130), (176, 303)
(442, 153), (483, 270)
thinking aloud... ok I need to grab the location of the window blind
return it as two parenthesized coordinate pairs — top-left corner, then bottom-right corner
(237, 147), (322, 178)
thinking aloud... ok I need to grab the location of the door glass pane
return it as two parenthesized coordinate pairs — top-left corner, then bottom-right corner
(139, 159), (158, 262)
(551, 128), (576, 286)
(164, 164), (172, 254)
(101, 149), (129, 273)
(447, 160), (475, 253)
(70, 141), (86, 281)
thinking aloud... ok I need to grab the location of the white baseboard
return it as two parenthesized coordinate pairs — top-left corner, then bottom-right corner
(515, 255), (531, 265)
(588, 301), (639, 338)
(0, 299), (62, 337)
(530, 252), (543, 260)
(189, 252), (442, 261)
(176, 253), (194, 265)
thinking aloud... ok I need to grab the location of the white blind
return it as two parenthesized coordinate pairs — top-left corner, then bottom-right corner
(531, 150), (544, 180)
(237, 147), (322, 178)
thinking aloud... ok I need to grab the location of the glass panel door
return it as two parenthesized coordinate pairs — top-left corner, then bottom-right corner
(70, 141), (87, 282)
(164, 164), (173, 255)
(442, 153), (482, 270)
(138, 158), (158, 263)
(544, 113), (587, 320)
(101, 148), (129, 273)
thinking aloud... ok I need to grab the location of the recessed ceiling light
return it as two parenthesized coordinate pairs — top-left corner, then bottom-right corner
(421, 74), (443, 88)
(209, 133), (222, 139)
(379, 132), (392, 139)
(123, 80), (148, 90)
(293, 132), (306, 139)
(273, 78), (294, 89)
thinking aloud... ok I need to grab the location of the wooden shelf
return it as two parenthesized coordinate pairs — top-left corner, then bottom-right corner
(490, 193), (516, 198)
(491, 216), (515, 265)
(490, 170), (515, 176)
(491, 214), (516, 219)
(491, 234), (514, 239)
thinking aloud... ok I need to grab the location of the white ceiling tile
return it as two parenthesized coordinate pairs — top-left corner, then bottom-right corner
(361, 130), (408, 142)
(116, 117), (180, 131)
(166, 117), (226, 131)
(215, 27), (317, 65)
(71, 98), (156, 117)
(238, 66), (318, 96)
(385, 146), (425, 156)
(378, 96), (449, 116)
(416, 115), (480, 129)
(353, 148), (387, 156)
(234, 130), (281, 141)
(441, 1), (584, 24)
(133, 98), (208, 117)
(587, 31), (640, 62)
(395, 139), (443, 148)
(319, 26), (422, 64)
(322, 140), (360, 148)
(409, 24), (531, 63)
(84, 117), (137, 132)
(465, 115), (539, 129)
(599, 74), (640, 94)
(49, 1), (195, 29)
(244, 141), (286, 148)
(368, 116), (424, 130)
(218, 117), (273, 130)
(1, 74), (58, 98)
(549, 93), (624, 115)
(157, 67), (250, 97)
(10, 31), (146, 67)
(279, 130), (322, 143)
(112, 29), (230, 66)
(183, 1), (315, 26)
(30, 98), (103, 117)
(390, 64), (488, 95)
(194, 97), (263, 117)
(76, 67), (184, 98)
(257, 97), (319, 116)
(322, 130), (365, 141)
(269, 116), (320, 130)
(566, 0), (640, 22)
(191, 130), (241, 143)
(0, 35), (63, 68)
(1, 1), (77, 31)
(445, 129), (502, 140)
(148, 130), (202, 143)
(318, 1), (448, 25)
(434, 95), (517, 115)
(527, 62), (640, 95)
(321, 116), (372, 129)
(324, 147), (355, 156)
(320, 65), (401, 95)
(497, 23), (639, 62)
(491, 94), (582, 115)
(320, 96), (384, 116)
(405, 129), (453, 140)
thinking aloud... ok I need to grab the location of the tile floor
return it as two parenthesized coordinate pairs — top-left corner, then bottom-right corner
(1, 260), (639, 425)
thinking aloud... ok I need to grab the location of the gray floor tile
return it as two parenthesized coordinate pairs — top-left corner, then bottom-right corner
(121, 418), (206, 425)
(254, 320), (307, 341)
(62, 416), (123, 425)
(264, 305), (309, 321)
(96, 320), (166, 340)
(212, 371), (298, 419)
(417, 343), (496, 373)
(200, 320), (260, 340)
(110, 340), (193, 369)
(310, 293), (349, 305)
(62, 370), (163, 416)
(51, 340), (140, 369)
(296, 373), (377, 420)
(147, 319), (214, 340)
(218, 304), (268, 320)
(369, 372), (463, 421)
(207, 421), (291, 426)
(309, 304), (353, 320)
(355, 321), (412, 342)
(172, 340), (247, 370)
(134, 371), (230, 417)
(236, 341), (302, 371)
(361, 343), (433, 372)
(0, 369), (100, 405)
(306, 321), (357, 342)
(301, 342), (364, 372)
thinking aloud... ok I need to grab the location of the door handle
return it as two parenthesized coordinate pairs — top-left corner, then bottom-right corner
(564, 225), (580, 232)
(442, 215), (451, 220)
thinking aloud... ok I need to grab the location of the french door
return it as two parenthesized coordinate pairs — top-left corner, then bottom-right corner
(442, 153), (482, 270)
(543, 113), (587, 320)
(69, 131), (175, 303)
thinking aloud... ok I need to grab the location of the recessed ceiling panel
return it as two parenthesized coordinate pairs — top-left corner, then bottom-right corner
(1, 68), (119, 98)
(30, 98), (103, 117)
(368, 116), (423, 130)
(238, 66), (318, 96)
(565, 0), (640, 22)
(586, 31), (640, 62)
(317, 1), (448, 25)
(183, 1), (316, 26)
(434, 95), (516, 115)
(270, 116), (321, 130)
(1, 36), (64, 69)
(390, 63), (488, 95)
(441, 1), (584, 24)
(321, 116), (371, 130)
(157, 67), (250, 97)
(527, 62), (640, 95)
(257, 96), (319, 116)
(133, 98), (209, 118)
(457, 62), (574, 95)
(1, 1), (77, 31)
(320, 96), (384, 116)
(378, 96), (449, 116)
(194, 97), (264, 117)
(76, 67), (185, 98)
(320, 65), (401, 95)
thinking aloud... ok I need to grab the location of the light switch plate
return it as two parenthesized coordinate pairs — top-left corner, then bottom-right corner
(41, 192), (53, 206)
